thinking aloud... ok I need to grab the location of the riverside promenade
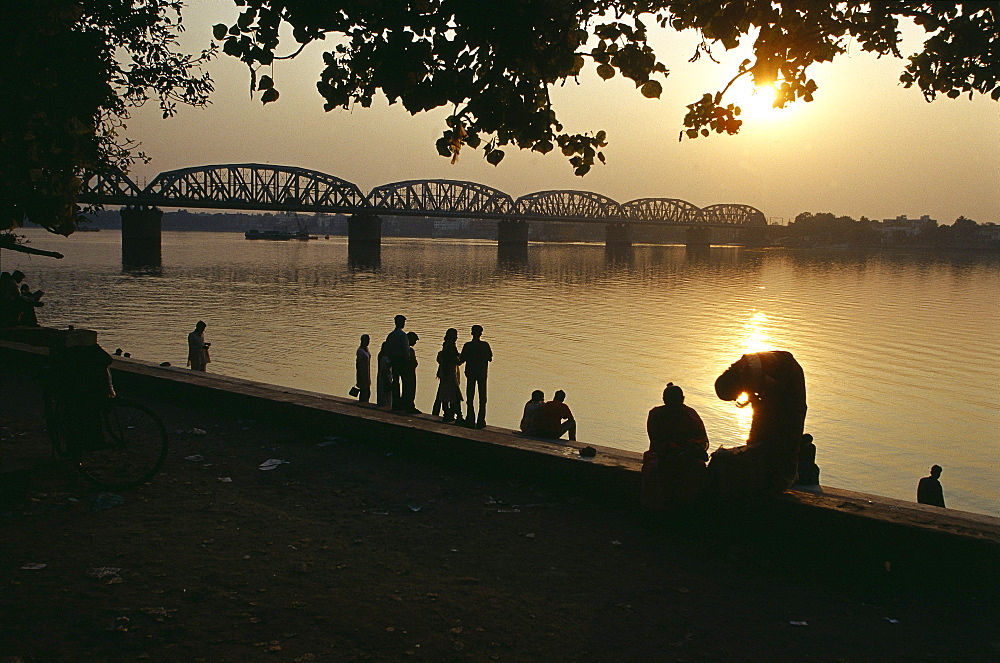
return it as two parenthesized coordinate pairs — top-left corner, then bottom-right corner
(1, 334), (998, 661)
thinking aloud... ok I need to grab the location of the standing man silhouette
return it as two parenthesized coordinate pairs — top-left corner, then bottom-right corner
(460, 324), (492, 428)
(917, 465), (946, 507)
(187, 321), (210, 371)
(400, 331), (420, 413)
(355, 334), (371, 403)
(385, 315), (409, 411)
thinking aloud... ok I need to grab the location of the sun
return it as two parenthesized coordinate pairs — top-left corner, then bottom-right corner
(731, 82), (793, 122)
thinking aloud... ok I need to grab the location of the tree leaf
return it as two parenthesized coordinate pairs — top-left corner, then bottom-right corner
(596, 64), (615, 80)
(261, 88), (279, 104)
(640, 80), (662, 98)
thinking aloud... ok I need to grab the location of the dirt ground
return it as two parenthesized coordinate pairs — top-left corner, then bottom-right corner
(1, 363), (997, 662)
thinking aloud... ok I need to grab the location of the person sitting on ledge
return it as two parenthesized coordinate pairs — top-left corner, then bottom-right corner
(16, 277), (43, 326)
(917, 464), (946, 508)
(0, 272), (19, 326)
(794, 433), (820, 487)
(534, 390), (576, 441)
(519, 390), (544, 434)
(641, 382), (710, 510)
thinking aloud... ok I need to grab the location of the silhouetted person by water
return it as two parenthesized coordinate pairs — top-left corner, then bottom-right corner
(376, 341), (393, 407)
(0, 272), (19, 326)
(385, 315), (409, 410)
(434, 328), (464, 423)
(15, 276), (43, 326)
(641, 383), (710, 510)
(355, 334), (371, 403)
(18, 284), (39, 326)
(708, 351), (807, 497)
(460, 324), (492, 428)
(2, 270), (43, 326)
(917, 465), (946, 507)
(399, 331), (420, 413)
(795, 433), (820, 487)
(187, 321), (210, 371)
(519, 390), (544, 434)
(535, 390), (576, 440)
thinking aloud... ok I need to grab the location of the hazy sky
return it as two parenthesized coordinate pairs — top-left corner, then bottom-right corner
(125, 0), (1000, 225)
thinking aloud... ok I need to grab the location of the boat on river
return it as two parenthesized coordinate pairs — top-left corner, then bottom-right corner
(244, 228), (312, 241)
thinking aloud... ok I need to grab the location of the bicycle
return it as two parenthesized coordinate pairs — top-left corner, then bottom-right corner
(43, 349), (168, 489)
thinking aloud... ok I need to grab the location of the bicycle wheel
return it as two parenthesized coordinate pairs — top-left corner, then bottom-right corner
(76, 398), (168, 489)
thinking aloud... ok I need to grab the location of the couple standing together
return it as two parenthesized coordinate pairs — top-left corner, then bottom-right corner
(432, 323), (492, 428)
(364, 315), (492, 428)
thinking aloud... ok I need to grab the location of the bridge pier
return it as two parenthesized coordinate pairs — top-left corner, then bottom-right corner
(497, 219), (529, 262)
(120, 206), (162, 268)
(605, 223), (632, 248)
(497, 219), (529, 247)
(348, 213), (382, 268)
(738, 225), (771, 247)
(686, 226), (712, 248)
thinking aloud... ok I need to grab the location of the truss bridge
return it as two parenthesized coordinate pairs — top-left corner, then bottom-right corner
(78, 164), (768, 266)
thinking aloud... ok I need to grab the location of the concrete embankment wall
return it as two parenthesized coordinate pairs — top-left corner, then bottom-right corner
(3, 336), (997, 587)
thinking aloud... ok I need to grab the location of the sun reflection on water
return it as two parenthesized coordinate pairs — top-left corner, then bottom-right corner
(732, 310), (775, 438)
(743, 310), (773, 354)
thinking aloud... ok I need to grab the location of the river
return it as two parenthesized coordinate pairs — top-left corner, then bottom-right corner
(3, 229), (998, 516)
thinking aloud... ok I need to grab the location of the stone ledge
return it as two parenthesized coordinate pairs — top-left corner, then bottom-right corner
(2, 336), (997, 552)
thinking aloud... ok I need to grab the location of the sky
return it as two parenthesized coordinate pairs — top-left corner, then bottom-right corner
(124, 0), (1000, 226)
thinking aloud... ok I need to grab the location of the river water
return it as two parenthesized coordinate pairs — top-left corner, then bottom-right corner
(4, 229), (998, 516)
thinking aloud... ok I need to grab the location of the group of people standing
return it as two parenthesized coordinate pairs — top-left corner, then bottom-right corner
(354, 315), (493, 428)
(0, 270), (43, 327)
(353, 315), (581, 438)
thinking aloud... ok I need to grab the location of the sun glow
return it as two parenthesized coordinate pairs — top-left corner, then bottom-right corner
(732, 310), (774, 436)
(732, 83), (792, 123)
(743, 310), (773, 354)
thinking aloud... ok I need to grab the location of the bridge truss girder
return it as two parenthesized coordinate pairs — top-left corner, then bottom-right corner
(367, 180), (514, 218)
(700, 204), (767, 226)
(143, 164), (369, 213)
(621, 198), (703, 224)
(72, 163), (768, 229)
(514, 190), (623, 222)
(77, 169), (143, 205)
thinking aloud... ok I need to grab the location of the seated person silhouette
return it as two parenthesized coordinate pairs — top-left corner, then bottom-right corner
(917, 465), (946, 507)
(519, 390), (544, 434)
(534, 390), (576, 441)
(641, 383), (710, 510)
(794, 433), (821, 486)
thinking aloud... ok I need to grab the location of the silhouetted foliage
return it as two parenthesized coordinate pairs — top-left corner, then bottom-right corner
(0, 0), (214, 237)
(785, 212), (998, 251)
(787, 212), (880, 247)
(217, 1), (999, 173)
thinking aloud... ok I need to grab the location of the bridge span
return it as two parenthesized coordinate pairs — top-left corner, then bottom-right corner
(78, 164), (768, 266)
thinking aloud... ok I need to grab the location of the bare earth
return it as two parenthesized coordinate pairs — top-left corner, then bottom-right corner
(1, 364), (997, 662)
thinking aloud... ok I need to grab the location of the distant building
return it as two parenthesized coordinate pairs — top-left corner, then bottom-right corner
(978, 223), (1000, 243)
(878, 214), (936, 242)
(880, 215), (935, 235)
(434, 218), (470, 234)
